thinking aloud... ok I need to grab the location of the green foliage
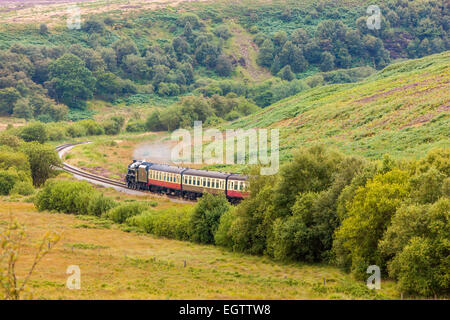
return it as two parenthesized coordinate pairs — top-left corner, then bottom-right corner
(20, 142), (60, 186)
(19, 122), (48, 144)
(87, 194), (116, 217)
(0, 88), (21, 115)
(48, 53), (96, 109)
(334, 169), (411, 279)
(126, 120), (146, 133)
(214, 208), (236, 248)
(380, 199), (449, 296)
(104, 202), (148, 223)
(129, 207), (193, 241)
(229, 169), (277, 255)
(269, 155), (366, 263)
(189, 193), (230, 244)
(10, 181), (35, 196)
(0, 170), (18, 195)
(35, 179), (97, 214)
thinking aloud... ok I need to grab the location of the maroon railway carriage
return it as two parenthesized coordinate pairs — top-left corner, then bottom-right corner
(226, 173), (249, 203)
(181, 168), (230, 200)
(126, 160), (249, 203)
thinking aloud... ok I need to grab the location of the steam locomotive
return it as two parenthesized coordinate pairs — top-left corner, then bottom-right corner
(125, 160), (249, 203)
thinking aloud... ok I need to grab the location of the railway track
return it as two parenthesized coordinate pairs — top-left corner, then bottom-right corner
(55, 142), (193, 203)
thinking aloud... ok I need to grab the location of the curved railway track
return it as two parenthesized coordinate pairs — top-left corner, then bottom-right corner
(55, 142), (193, 203)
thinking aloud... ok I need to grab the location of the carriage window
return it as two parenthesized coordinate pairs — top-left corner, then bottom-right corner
(207, 179), (210, 187)
(240, 182), (243, 190)
(234, 182), (238, 190)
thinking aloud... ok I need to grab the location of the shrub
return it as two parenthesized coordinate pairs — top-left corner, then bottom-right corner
(66, 123), (87, 138)
(87, 194), (116, 217)
(0, 133), (22, 148)
(20, 142), (61, 186)
(10, 181), (34, 196)
(380, 199), (449, 296)
(189, 193), (230, 244)
(214, 208), (235, 248)
(129, 207), (193, 241)
(35, 179), (97, 214)
(79, 119), (105, 135)
(19, 122), (48, 143)
(125, 120), (146, 133)
(0, 170), (19, 195)
(333, 169), (411, 279)
(104, 202), (148, 223)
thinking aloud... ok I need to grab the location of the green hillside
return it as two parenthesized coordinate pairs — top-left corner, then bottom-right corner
(227, 51), (450, 161)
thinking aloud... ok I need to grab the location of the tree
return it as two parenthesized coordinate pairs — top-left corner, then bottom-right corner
(215, 54), (233, 76)
(19, 122), (48, 143)
(0, 218), (60, 300)
(214, 25), (232, 40)
(320, 52), (335, 71)
(145, 111), (165, 131)
(189, 193), (230, 244)
(333, 170), (411, 279)
(12, 98), (34, 119)
(257, 39), (275, 67)
(279, 65), (295, 81)
(273, 145), (342, 218)
(20, 142), (61, 186)
(48, 53), (96, 109)
(380, 199), (449, 296)
(112, 38), (138, 64)
(291, 28), (309, 45)
(0, 88), (21, 115)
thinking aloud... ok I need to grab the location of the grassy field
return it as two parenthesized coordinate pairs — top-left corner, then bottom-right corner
(0, 198), (399, 300)
(226, 52), (450, 162)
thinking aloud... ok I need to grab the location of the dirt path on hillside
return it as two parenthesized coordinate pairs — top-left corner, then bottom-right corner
(230, 26), (272, 82)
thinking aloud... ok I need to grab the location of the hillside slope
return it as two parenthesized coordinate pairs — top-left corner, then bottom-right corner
(228, 51), (450, 160)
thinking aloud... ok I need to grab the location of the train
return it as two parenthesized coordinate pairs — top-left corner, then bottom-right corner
(125, 160), (249, 204)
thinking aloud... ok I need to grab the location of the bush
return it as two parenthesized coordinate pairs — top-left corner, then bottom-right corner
(104, 202), (148, 223)
(214, 208), (235, 248)
(66, 123), (87, 138)
(129, 207), (193, 241)
(79, 119), (105, 135)
(333, 169), (411, 279)
(10, 181), (34, 196)
(125, 120), (146, 133)
(189, 193), (230, 244)
(19, 122), (48, 143)
(102, 116), (124, 135)
(87, 194), (116, 217)
(380, 199), (449, 296)
(35, 179), (98, 214)
(0, 170), (19, 195)
(0, 133), (22, 148)
(20, 142), (61, 187)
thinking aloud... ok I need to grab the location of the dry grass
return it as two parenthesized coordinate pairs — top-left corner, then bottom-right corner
(0, 200), (399, 299)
